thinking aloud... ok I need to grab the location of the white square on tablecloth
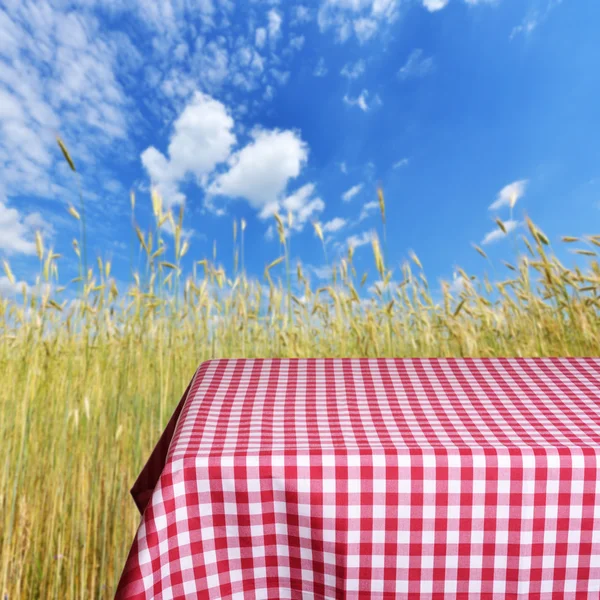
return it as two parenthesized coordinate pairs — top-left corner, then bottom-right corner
(183, 580), (197, 595)
(442, 579), (456, 593)
(177, 531), (190, 547)
(247, 479), (261, 492)
(348, 479), (361, 494)
(254, 566), (267, 579)
(347, 554), (360, 568)
(422, 505), (435, 520)
(323, 505), (336, 520)
(154, 514), (167, 532)
(278, 565), (290, 579)
(493, 580), (506, 593)
(249, 502), (263, 515)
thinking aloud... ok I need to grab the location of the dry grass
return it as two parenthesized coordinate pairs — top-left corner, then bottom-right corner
(1, 140), (600, 598)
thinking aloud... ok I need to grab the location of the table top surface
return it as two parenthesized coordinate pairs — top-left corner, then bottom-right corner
(167, 357), (600, 460)
(116, 357), (600, 599)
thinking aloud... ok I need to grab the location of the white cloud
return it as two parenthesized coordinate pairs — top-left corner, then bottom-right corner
(289, 35), (305, 50)
(263, 85), (275, 101)
(422, 0), (450, 11)
(0, 275), (29, 297)
(314, 57), (328, 77)
(280, 183), (315, 211)
(292, 5), (312, 24)
(510, 17), (538, 39)
(141, 91), (236, 208)
(393, 157), (409, 169)
(398, 49), (435, 80)
(261, 183), (325, 233)
(488, 179), (528, 211)
(343, 89), (381, 111)
(0, 2), (130, 208)
(255, 27), (267, 48)
(341, 59), (366, 79)
(322, 217), (347, 233)
(268, 9), (282, 43)
(340, 162), (348, 174)
(342, 184), (363, 202)
(208, 128), (309, 211)
(317, 0), (400, 44)
(270, 69), (290, 86)
(510, 1), (562, 42)
(353, 18), (378, 43)
(347, 230), (374, 249)
(447, 272), (467, 296)
(359, 200), (379, 221)
(481, 219), (519, 245)
(311, 264), (333, 280)
(0, 198), (53, 256)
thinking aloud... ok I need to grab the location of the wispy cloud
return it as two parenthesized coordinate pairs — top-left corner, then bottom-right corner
(341, 59), (366, 80)
(398, 49), (435, 80)
(447, 272), (468, 296)
(291, 5), (312, 25)
(481, 219), (519, 245)
(510, 16), (539, 39)
(509, 0), (562, 40)
(488, 179), (528, 211)
(393, 158), (409, 169)
(359, 200), (379, 221)
(317, 0), (400, 44)
(422, 0), (450, 11)
(0, 196), (55, 256)
(322, 217), (347, 233)
(347, 230), (375, 250)
(289, 35), (305, 51)
(255, 27), (267, 48)
(267, 9), (282, 46)
(342, 184), (363, 202)
(314, 57), (328, 77)
(343, 90), (381, 112)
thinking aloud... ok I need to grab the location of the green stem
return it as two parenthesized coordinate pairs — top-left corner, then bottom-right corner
(76, 175), (88, 289)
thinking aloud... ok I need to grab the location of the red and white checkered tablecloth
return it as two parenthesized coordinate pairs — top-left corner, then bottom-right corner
(114, 357), (600, 599)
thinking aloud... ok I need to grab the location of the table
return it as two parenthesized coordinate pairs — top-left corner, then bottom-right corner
(114, 357), (600, 599)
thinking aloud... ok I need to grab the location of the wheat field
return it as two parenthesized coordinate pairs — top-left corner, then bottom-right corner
(1, 139), (599, 598)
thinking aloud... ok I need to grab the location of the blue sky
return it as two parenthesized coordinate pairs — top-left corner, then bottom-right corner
(1, 0), (599, 302)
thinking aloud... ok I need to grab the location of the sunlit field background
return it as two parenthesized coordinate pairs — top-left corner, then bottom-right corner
(1, 140), (600, 599)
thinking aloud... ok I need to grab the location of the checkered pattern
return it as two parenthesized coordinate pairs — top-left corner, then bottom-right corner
(115, 358), (600, 599)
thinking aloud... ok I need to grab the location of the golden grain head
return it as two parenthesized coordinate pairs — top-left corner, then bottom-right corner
(35, 231), (44, 261)
(377, 188), (386, 221)
(2, 259), (15, 285)
(180, 240), (190, 259)
(472, 244), (487, 259)
(56, 136), (76, 172)
(67, 205), (81, 220)
(313, 221), (324, 243)
(409, 251), (422, 269)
